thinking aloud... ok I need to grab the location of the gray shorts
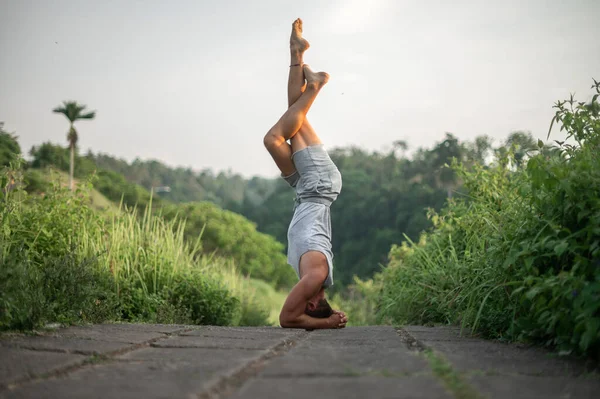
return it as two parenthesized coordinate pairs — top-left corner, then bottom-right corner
(283, 145), (342, 288)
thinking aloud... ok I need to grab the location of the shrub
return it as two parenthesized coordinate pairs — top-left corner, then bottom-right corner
(0, 165), (261, 329)
(377, 81), (600, 358)
(160, 202), (296, 289)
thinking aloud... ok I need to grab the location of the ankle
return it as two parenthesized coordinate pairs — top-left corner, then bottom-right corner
(290, 52), (303, 64)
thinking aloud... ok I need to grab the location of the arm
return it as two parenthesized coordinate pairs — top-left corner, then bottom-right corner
(279, 271), (346, 329)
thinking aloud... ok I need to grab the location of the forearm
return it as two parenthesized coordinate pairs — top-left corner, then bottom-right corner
(280, 313), (332, 329)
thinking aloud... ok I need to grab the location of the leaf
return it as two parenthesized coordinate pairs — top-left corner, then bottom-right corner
(554, 241), (569, 257)
(537, 139), (544, 148)
(580, 319), (600, 351)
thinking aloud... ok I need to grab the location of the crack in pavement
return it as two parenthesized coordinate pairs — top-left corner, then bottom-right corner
(197, 331), (309, 399)
(1, 327), (195, 392)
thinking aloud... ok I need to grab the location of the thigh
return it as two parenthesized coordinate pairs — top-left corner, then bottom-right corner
(265, 132), (296, 176)
(291, 119), (322, 153)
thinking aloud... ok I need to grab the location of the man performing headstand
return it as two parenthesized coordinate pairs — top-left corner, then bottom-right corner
(263, 18), (348, 329)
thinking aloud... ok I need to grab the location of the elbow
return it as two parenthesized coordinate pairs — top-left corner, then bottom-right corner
(279, 312), (294, 328)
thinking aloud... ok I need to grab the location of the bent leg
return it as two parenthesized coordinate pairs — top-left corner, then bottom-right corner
(291, 119), (323, 153)
(264, 65), (329, 175)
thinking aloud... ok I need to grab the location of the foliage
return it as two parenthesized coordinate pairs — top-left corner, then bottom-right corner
(53, 101), (96, 191)
(52, 101), (96, 147)
(159, 202), (296, 289)
(23, 169), (50, 193)
(377, 81), (600, 358)
(94, 169), (154, 208)
(90, 153), (269, 208)
(0, 123), (21, 167)
(0, 163), (273, 330)
(30, 131), (515, 289)
(330, 276), (379, 326)
(30, 142), (97, 177)
(0, 165), (116, 329)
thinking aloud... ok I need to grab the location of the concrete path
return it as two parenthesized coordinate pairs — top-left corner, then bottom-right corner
(0, 324), (597, 398)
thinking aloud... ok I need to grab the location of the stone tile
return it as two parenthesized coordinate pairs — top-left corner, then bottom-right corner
(117, 346), (265, 363)
(4, 347), (267, 399)
(89, 323), (192, 334)
(308, 326), (402, 340)
(0, 347), (86, 388)
(405, 326), (591, 377)
(468, 374), (600, 399)
(304, 330), (406, 348)
(403, 325), (478, 341)
(422, 340), (586, 376)
(260, 339), (427, 377)
(231, 376), (453, 399)
(0, 336), (131, 355)
(152, 335), (287, 350)
(50, 325), (165, 344)
(181, 326), (302, 340)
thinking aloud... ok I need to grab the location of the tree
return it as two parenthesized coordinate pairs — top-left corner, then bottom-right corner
(431, 133), (465, 198)
(52, 101), (96, 190)
(0, 122), (21, 167)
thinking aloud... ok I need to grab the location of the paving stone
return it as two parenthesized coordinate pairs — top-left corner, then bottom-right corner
(260, 337), (427, 376)
(0, 347), (86, 389)
(304, 327), (407, 348)
(152, 335), (288, 350)
(404, 326), (590, 377)
(181, 326), (301, 340)
(0, 336), (132, 355)
(257, 326), (423, 377)
(309, 326), (403, 340)
(403, 325), (478, 342)
(416, 339), (586, 376)
(3, 347), (267, 399)
(468, 374), (600, 399)
(92, 323), (192, 334)
(116, 346), (266, 363)
(50, 325), (166, 344)
(231, 376), (453, 399)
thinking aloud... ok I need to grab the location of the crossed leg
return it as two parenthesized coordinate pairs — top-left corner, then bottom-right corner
(263, 18), (327, 177)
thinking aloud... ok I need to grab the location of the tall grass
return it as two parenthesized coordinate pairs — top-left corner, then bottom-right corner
(0, 166), (277, 329)
(377, 81), (600, 358)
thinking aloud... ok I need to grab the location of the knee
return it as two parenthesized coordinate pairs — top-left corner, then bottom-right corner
(263, 130), (281, 150)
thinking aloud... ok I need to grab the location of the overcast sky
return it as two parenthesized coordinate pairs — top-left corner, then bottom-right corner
(1, 0), (598, 177)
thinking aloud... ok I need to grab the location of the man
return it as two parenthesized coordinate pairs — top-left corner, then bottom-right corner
(263, 19), (348, 329)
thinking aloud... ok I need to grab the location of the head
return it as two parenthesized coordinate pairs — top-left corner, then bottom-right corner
(304, 288), (333, 318)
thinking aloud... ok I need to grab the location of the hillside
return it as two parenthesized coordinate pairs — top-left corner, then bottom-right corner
(25, 168), (116, 212)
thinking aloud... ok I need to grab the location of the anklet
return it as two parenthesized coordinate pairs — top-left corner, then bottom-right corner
(290, 63), (302, 67)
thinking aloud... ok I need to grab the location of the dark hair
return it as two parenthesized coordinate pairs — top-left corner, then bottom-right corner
(305, 298), (333, 318)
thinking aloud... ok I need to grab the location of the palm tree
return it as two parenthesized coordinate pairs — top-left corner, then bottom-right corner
(52, 101), (96, 190)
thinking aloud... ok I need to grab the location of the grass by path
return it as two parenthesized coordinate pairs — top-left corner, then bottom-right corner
(423, 349), (484, 399)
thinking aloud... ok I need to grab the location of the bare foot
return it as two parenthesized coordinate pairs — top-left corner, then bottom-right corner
(303, 64), (329, 89)
(290, 18), (310, 54)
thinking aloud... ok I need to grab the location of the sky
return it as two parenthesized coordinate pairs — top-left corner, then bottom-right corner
(1, 0), (599, 178)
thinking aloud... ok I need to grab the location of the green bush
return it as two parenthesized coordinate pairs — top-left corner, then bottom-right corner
(160, 202), (296, 289)
(23, 169), (50, 193)
(0, 245), (117, 330)
(0, 166), (265, 330)
(377, 81), (600, 358)
(167, 272), (238, 326)
(0, 127), (21, 167)
(94, 169), (154, 208)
